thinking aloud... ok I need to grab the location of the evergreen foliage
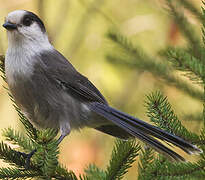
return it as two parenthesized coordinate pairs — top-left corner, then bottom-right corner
(83, 164), (106, 180)
(1, 0), (205, 179)
(82, 140), (140, 180)
(104, 140), (140, 180)
(145, 91), (199, 142)
(106, 31), (204, 101)
(106, 0), (205, 179)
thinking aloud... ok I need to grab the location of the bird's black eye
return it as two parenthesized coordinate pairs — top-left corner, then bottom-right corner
(23, 17), (32, 26)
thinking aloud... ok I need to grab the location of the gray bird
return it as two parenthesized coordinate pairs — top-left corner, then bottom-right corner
(3, 10), (201, 161)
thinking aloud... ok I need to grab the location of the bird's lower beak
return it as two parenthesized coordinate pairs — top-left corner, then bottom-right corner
(3, 22), (17, 30)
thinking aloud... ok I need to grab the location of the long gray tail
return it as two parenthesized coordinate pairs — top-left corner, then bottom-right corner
(89, 102), (202, 161)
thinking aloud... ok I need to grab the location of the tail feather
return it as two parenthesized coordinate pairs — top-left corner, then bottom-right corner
(89, 102), (202, 161)
(110, 107), (195, 154)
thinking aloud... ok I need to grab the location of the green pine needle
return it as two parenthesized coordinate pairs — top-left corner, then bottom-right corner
(138, 156), (205, 179)
(0, 167), (39, 179)
(138, 147), (155, 177)
(145, 91), (199, 143)
(105, 139), (140, 180)
(165, 0), (201, 58)
(83, 164), (106, 180)
(0, 55), (38, 141)
(151, 159), (205, 179)
(162, 47), (205, 83)
(0, 55), (5, 82)
(106, 31), (204, 102)
(55, 165), (78, 180)
(177, 0), (204, 22)
(33, 129), (59, 177)
(0, 142), (35, 169)
(11, 103), (38, 141)
(2, 128), (34, 152)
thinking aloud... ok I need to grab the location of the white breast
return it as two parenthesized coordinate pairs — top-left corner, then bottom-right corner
(5, 47), (34, 85)
(5, 36), (53, 86)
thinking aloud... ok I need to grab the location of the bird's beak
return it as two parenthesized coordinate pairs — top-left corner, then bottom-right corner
(3, 22), (17, 30)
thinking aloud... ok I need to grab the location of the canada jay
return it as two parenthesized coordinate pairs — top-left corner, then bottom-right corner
(2, 10), (201, 161)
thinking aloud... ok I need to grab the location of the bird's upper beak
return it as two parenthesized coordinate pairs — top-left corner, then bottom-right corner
(3, 21), (17, 30)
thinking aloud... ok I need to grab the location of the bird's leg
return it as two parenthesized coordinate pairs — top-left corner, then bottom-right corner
(57, 134), (67, 145)
(58, 121), (71, 145)
(17, 149), (37, 169)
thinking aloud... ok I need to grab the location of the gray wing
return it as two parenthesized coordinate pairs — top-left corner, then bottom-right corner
(37, 49), (132, 139)
(39, 49), (108, 104)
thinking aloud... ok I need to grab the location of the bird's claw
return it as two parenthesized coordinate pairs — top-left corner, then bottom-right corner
(17, 149), (37, 169)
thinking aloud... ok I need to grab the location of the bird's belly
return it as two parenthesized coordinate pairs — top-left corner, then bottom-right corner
(7, 73), (92, 131)
(8, 78), (58, 129)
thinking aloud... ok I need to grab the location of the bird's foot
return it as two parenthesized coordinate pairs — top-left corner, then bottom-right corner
(17, 149), (37, 169)
(57, 134), (66, 145)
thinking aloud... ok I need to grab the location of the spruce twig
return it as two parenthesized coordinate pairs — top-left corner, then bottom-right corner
(138, 147), (155, 180)
(105, 139), (140, 180)
(165, 0), (202, 58)
(0, 167), (39, 180)
(106, 32), (204, 101)
(145, 91), (199, 143)
(178, 0), (204, 22)
(2, 128), (34, 152)
(162, 47), (205, 83)
(83, 164), (106, 180)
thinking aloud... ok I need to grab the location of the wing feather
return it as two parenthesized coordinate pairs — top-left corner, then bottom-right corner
(39, 49), (108, 104)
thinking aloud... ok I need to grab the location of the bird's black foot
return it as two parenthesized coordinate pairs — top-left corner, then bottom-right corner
(57, 134), (66, 145)
(17, 149), (37, 169)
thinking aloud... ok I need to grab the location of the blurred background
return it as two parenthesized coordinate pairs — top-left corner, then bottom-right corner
(0, 0), (203, 179)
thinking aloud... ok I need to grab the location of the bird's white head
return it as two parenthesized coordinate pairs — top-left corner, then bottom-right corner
(3, 10), (52, 50)
(3, 10), (53, 85)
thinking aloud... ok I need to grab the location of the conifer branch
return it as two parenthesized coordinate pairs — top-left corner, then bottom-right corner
(203, 85), (205, 127)
(83, 164), (106, 180)
(2, 128), (34, 151)
(165, 0), (201, 58)
(11, 102), (38, 141)
(139, 157), (167, 180)
(145, 91), (199, 143)
(0, 167), (39, 179)
(138, 148), (155, 180)
(162, 47), (205, 83)
(0, 63), (38, 142)
(55, 166), (78, 180)
(33, 129), (59, 177)
(201, 2), (205, 128)
(0, 142), (36, 169)
(0, 55), (5, 81)
(139, 156), (205, 179)
(176, 0), (204, 22)
(151, 160), (205, 179)
(0, 132), (77, 179)
(106, 32), (204, 101)
(199, 129), (205, 153)
(104, 139), (140, 180)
